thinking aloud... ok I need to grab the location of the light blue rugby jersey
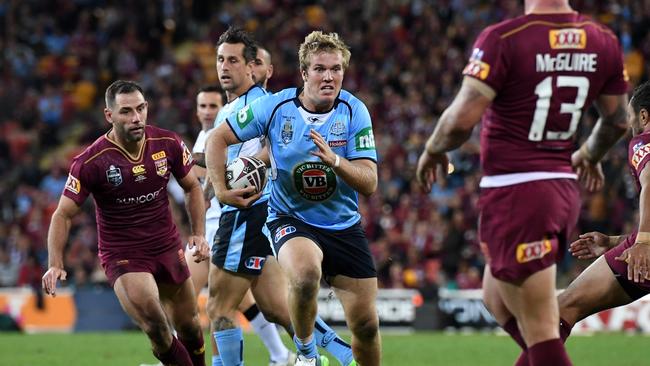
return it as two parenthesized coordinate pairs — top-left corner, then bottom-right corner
(225, 87), (377, 230)
(215, 84), (270, 212)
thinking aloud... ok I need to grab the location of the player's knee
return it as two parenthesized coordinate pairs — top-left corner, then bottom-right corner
(289, 268), (321, 299)
(350, 315), (379, 343)
(557, 288), (580, 323)
(141, 319), (172, 346)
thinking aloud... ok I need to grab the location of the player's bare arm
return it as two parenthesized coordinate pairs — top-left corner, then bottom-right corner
(569, 231), (625, 259)
(178, 169), (209, 262)
(206, 122), (260, 208)
(42, 196), (81, 297)
(309, 129), (377, 196)
(580, 94), (629, 162)
(616, 165), (650, 283)
(416, 77), (493, 191)
(193, 151), (207, 168)
(254, 145), (270, 166)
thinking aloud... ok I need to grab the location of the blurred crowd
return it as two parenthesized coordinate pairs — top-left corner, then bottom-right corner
(1, 0), (649, 298)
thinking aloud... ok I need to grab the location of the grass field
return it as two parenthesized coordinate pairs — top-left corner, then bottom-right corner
(0, 331), (646, 366)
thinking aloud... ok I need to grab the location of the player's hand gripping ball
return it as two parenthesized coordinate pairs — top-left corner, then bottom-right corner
(226, 156), (267, 193)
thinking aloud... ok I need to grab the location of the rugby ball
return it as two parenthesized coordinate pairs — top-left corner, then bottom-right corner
(226, 156), (267, 192)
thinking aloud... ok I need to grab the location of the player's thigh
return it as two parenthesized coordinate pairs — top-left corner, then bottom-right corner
(559, 256), (633, 324)
(159, 277), (199, 330)
(207, 262), (253, 318)
(277, 236), (323, 283)
(237, 289), (257, 313)
(331, 276), (379, 338)
(113, 272), (166, 325)
(250, 256), (290, 324)
(268, 217), (323, 282)
(481, 265), (513, 325)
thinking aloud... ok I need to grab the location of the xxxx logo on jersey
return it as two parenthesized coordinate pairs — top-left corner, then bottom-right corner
(549, 28), (586, 49)
(293, 162), (337, 201)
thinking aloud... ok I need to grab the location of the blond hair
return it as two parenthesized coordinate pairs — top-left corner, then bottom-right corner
(298, 31), (351, 72)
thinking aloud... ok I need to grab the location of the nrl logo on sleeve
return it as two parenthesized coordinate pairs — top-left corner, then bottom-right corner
(632, 142), (650, 169)
(236, 105), (254, 129)
(354, 127), (375, 151)
(462, 48), (490, 80)
(516, 239), (552, 263)
(65, 174), (81, 194)
(549, 28), (586, 49)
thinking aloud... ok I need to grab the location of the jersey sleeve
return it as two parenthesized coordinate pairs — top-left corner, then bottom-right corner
(630, 135), (650, 176)
(462, 26), (508, 92)
(192, 130), (208, 154)
(62, 158), (91, 206)
(601, 40), (629, 95)
(226, 95), (272, 142)
(346, 100), (377, 162)
(170, 134), (195, 179)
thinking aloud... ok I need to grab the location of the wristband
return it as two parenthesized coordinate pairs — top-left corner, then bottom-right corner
(636, 231), (650, 245)
(334, 154), (341, 168)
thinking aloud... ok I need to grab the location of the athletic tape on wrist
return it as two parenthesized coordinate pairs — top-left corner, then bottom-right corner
(636, 231), (650, 245)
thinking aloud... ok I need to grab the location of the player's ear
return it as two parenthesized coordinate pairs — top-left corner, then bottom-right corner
(301, 68), (308, 82)
(642, 108), (650, 127)
(104, 108), (113, 123)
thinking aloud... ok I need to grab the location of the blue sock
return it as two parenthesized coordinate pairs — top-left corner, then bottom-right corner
(214, 328), (243, 366)
(293, 334), (319, 359)
(314, 316), (354, 366)
(212, 355), (224, 366)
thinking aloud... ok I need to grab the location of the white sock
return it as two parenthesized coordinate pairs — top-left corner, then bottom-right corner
(250, 312), (289, 362)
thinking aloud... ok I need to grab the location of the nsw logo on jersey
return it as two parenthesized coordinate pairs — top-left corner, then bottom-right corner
(632, 142), (650, 169)
(516, 239), (552, 263)
(274, 225), (296, 243)
(245, 256), (266, 270)
(281, 119), (294, 144)
(354, 127), (375, 151)
(293, 162), (337, 201)
(463, 48), (490, 80)
(549, 28), (586, 49)
(236, 105), (254, 129)
(65, 174), (81, 194)
(106, 165), (123, 186)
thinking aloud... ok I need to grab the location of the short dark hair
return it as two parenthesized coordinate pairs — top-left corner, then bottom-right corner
(631, 81), (650, 114)
(105, 80), (144, 109)
(216, 26), (257, 63)
(198, 85), (222, 94)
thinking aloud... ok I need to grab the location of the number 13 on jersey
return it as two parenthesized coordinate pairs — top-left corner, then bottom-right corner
(528, 76), (589, 142)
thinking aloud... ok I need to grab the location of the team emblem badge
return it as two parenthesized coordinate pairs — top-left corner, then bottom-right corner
(330, 120), (345, 136)
(281, 119), (293, 144)
(106, 165), (123, 186)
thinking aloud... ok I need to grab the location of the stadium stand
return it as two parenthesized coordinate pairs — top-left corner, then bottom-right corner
(0, 0), (648, 298)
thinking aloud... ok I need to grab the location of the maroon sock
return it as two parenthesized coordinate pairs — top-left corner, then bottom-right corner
(559, 317), (573, 342)
(503, 317), (527, 350)
(514, 351), (529, 366)
(155, 336), (193, 366)
(528, 339), (572, 366)
(180, 332), (206, 366)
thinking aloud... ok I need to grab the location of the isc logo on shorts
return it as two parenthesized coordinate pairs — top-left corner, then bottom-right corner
(274, 225), (296, 243)
(245, 256), (266, 270)
(516, 239), (552, 263)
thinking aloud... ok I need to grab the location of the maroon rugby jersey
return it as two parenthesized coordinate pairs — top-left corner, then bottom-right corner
(62, 125), (194, 261)
(629, 132), (650, 190)
(463, 12), (628, 176)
